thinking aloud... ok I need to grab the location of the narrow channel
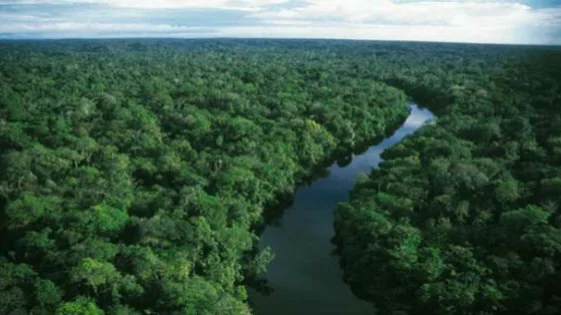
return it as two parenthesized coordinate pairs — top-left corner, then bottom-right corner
(250, 104), (435, 315)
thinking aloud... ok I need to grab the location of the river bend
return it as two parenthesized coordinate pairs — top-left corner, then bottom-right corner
(250, 104), (435, 315)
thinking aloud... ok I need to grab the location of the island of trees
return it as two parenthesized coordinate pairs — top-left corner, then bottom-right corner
(0, 39), (560, 314)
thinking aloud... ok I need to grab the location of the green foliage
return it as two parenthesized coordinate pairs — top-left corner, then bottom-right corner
(334, 42), (561, 315)
(0, 39), (409, 314)
(35, 279), (62, 307)
(1, 39), (559, 314)
(56, 296), (104, 315)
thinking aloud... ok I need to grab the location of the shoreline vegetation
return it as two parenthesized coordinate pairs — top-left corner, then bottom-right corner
(247, 104), (411, 297)
(0, 39), (408, 314)
(0, 39), (559, 314)
(334, 45), (561, 314)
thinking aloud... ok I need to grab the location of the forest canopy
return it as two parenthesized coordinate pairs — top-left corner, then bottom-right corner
(1, 39), (560, 314)
(333, 42), (561, 314)
(0, 39), (409, 314)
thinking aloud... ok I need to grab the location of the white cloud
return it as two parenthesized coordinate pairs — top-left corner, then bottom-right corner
(249, 0), (561, 44)
(0, 21), (202, 33)
(253, 0), (536, 26)
(0, 0), (290, 9)
(0, 0), (560, 44)
(104, 0), (290, 10)
(213, 23), (517, 44)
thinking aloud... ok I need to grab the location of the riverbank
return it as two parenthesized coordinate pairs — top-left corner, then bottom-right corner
(250, 104), (434, 315)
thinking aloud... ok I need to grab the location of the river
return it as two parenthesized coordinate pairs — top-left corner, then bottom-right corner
(249, 104), (435, 315)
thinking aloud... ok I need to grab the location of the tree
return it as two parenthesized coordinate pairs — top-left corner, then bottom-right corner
(56, 297), (104, 315)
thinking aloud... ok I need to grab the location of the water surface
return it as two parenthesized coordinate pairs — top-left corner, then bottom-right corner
(250, 104), (435, 315)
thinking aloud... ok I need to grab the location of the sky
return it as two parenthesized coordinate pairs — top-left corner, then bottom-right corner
(0, 0), (560, 44)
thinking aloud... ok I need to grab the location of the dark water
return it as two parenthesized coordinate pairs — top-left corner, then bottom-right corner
(250, 104), (435, 315)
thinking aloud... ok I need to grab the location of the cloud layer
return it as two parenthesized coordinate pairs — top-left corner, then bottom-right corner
(1, 0), (560, 44)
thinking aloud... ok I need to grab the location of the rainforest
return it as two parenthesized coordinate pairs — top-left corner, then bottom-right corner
(0, 39), (560, 315)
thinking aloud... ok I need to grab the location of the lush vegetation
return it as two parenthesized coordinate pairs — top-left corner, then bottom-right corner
(334, 44), (561, 314)
(0, 39), (409, 314)
(2, 39), (560, 314)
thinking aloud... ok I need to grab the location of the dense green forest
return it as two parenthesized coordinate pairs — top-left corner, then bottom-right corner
(0, 39), (409, 314)
(334, 44), (561, 314)
(1, 39), (560, 314)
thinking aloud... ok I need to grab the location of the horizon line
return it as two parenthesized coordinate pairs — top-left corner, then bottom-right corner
(1, 36), (560, 47)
